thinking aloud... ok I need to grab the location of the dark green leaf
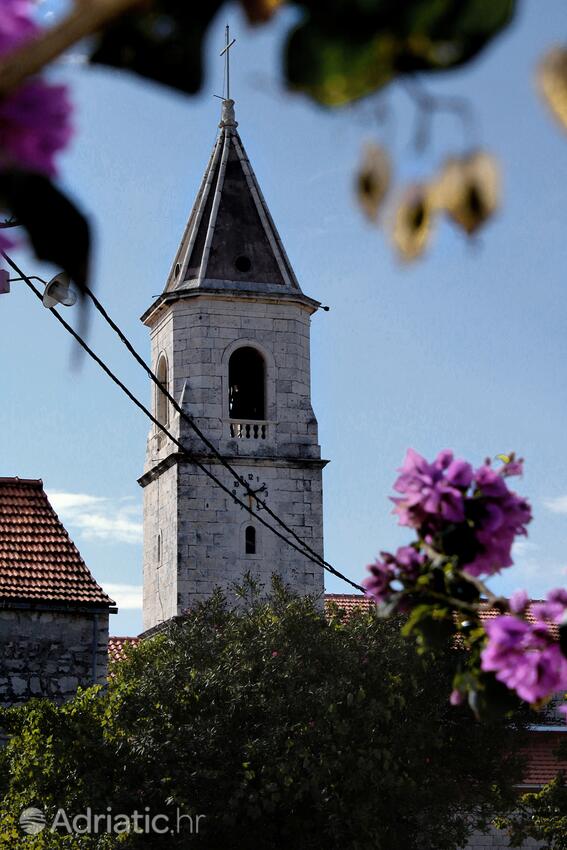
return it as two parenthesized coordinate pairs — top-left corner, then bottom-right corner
(285, 0), (517, 106)
(0, 170), (90, 291)
(90, 1), (223, 96)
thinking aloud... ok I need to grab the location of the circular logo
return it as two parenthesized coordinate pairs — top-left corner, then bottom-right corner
(19, 807), (46, 835)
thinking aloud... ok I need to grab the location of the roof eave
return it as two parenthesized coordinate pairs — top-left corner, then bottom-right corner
(141, 286), (321, 327)
(0, 597), (117, 614)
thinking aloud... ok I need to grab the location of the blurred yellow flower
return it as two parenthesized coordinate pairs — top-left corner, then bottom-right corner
(538, 46), (567, 134)
(432, 150), (500, 235)
(355, 143), (392, 223)
(392, 184), (433, 262)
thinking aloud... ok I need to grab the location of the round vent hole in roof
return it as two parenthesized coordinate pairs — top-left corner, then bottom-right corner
(235, 255), (252, 273)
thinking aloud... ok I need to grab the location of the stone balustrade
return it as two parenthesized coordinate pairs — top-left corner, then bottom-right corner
(229, 420), (269, 440)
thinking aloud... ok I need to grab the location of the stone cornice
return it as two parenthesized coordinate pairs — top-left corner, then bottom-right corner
(138, 451), (329, 488)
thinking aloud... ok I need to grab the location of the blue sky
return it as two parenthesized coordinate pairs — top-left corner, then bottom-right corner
(2, 1), (567, 635)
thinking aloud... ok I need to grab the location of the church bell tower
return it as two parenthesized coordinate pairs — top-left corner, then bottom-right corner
(140, 97), (326, 631)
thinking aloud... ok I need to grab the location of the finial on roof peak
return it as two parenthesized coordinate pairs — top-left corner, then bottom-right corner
(219, 25), (237, 128)
(220, 98), (237, 129)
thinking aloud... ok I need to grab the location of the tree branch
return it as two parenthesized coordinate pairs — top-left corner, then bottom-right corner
(0, 0), (148, 98)
(400, 76), (477, 152)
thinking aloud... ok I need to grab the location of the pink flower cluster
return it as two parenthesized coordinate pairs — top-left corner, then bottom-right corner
(363, 545), (424, 605)
(391, 448), (531, 578)
(481, 589), (567, 705)
(0, 1), (72, 177)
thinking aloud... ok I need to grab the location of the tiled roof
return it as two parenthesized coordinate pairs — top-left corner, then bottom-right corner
(325, 594), (560, 638)
(0, 477), (114, 607)
(325, 594), (373, 615)
(108, 636), (139, 663)
(521, 732), (567, 786)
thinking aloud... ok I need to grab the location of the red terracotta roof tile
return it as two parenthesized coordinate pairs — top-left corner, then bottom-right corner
(521, 732), (567, 786)
(325, 594), (373, 616)
(0, 478), (114, 607)
(108, 636), (140, 664)
(325, 595), (559, 638)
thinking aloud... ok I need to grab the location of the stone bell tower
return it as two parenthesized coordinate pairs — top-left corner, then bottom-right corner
(140, 99), (326, 631)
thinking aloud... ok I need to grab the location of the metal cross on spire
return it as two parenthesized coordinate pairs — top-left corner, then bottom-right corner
(220, 24), (236, 101)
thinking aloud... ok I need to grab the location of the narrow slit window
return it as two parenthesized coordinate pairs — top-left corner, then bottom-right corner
(229, 347), (266, 420)
(245, 525), (256, 555)
(156, 354), (169, 427)
(157, 531), (162, 563)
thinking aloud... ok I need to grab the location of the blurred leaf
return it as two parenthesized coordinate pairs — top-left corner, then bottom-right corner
(285, 0), (516, 106)
(240, 0), (283, 24)
(90, 1), (223, 96)
(0, 170), (90, 291)
(475, 672), (524, 720)
(538, 46), (567, 135)
(356, 142), (391, 222)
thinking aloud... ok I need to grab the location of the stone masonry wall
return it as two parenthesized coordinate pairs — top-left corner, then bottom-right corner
(145, 294), (320, 463)
(142, 462), (179, 631)
(142, 292), (326, 629)
(175, 456), (324, 611)
(463, 826), (543, 849)
(0, 607), (109, 706)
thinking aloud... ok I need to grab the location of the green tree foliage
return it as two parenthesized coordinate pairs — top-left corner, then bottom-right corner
(496, 740), (567, 850)
(285, 0), (516, 106)
(0, 583), (526, 849)
(89, 0), (517, 107)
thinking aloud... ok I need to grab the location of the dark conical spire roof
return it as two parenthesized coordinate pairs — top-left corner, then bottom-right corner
(162, 100), (302, 297)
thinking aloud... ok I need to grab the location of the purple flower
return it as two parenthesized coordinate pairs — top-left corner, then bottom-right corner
(509, 589), (529, 615)
(392, 448), (472, 529)
(531, 588), (567, 625)
(363, 559), (396, 605)
(0, 79), (73, 176)
(0, 2), (73, 176)
(364, 545), (425, 605)
(462, 463), (532, 577)
(450, 689), (464, 706)
(500, 459), (524, 478)
(392, 545), (424, 581)
(481, 615), (567, 704)
(0, 1), (37, 54)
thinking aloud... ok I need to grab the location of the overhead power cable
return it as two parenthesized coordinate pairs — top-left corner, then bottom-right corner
(79, 282), (362, 592)
(4, 252), (364, 594)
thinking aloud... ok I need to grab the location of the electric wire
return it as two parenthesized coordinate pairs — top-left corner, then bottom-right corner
(4, 252), (364, 594)
(80, 283), (362, 591)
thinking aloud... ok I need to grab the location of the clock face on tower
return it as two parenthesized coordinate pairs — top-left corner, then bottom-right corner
(232, 474), (269, 509)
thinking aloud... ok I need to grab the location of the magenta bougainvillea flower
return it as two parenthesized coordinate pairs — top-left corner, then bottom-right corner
(391, 448), (473, 528)
(464, 463), (532, 577)
(363, 545), (425, 604)
(0, 1), (37, 54)
(481, 611), (567, 704)
(363, 559), (396, 605)
(367, 450), (564, 716)
(0, 0), (73, 177)
(391, 449), (531, 578)
(0, 78), (73, 176)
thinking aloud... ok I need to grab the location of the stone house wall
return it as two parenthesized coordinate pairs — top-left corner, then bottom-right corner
(464, 826), (543, 848)
(0, 606), (109, 706)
